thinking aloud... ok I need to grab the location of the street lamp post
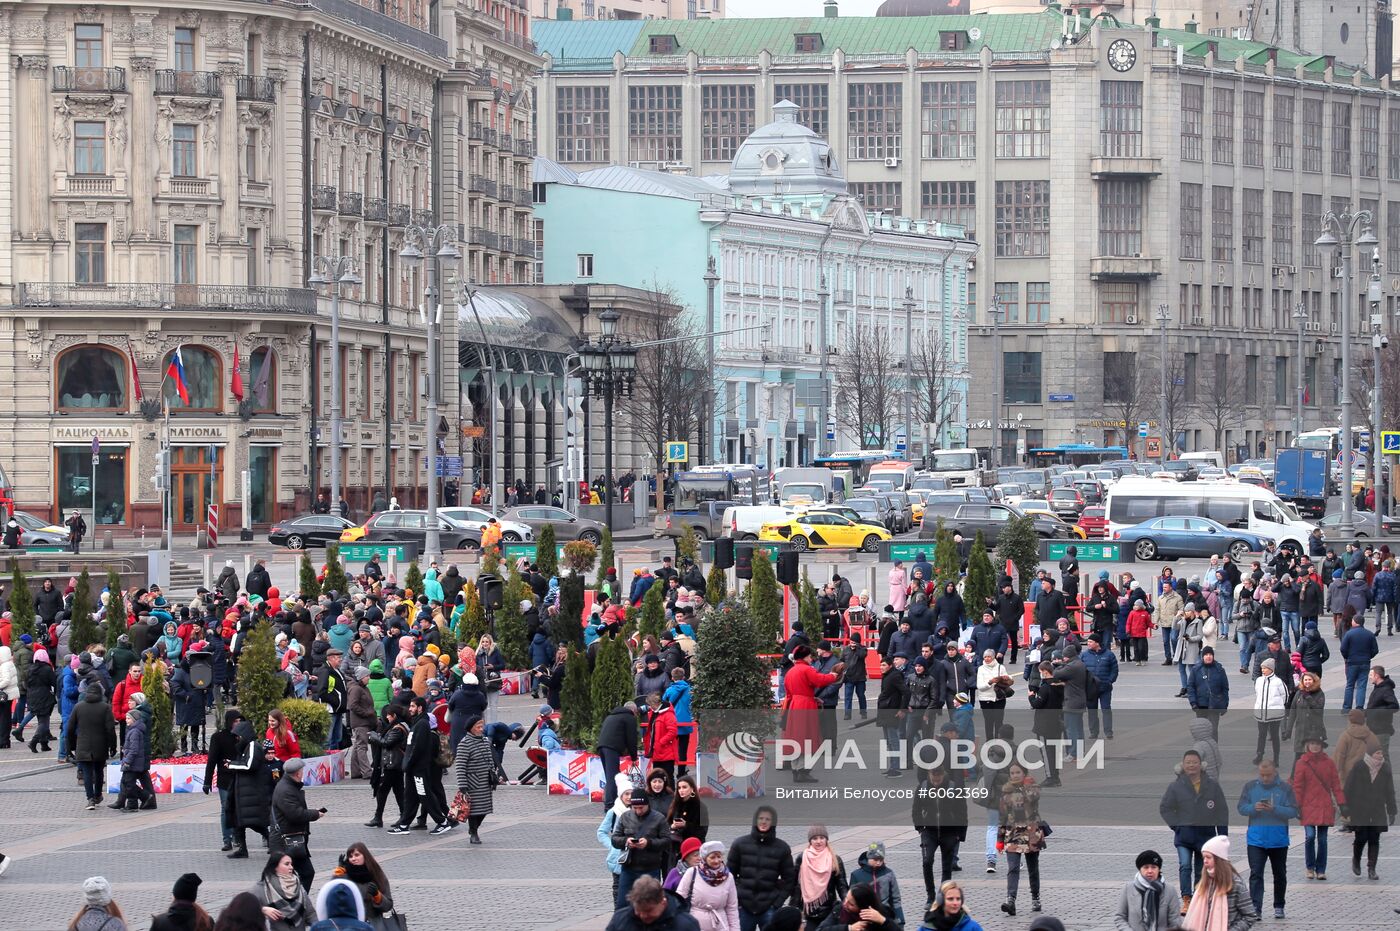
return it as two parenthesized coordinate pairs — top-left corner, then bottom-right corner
(309, 255), (361, 518)
(578, 309), (637, 529)
(1294, 300), (1310, 442)
(817, 275), (831, 457)
(1315, 209), (1379, 537)
(399, 222), (461, 562)
(1156, 303), (1170, 467)
(1368, 251), (1385, 536)
(987, 297), (1004, 470)
(903, 285), (915, 460)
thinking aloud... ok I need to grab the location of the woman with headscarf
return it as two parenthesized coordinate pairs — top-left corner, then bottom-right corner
(452, 714), (494, 844)
(250, 852), (316, 931)
(391, 635), (416, 672)
(676, 840), (741, 931)
(791, 824), (847, 928)
(1181, 835), (1257, 931)
(422, 568), (444, 605)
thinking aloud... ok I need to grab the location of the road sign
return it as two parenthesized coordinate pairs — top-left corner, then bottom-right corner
(665, 441), (689, 463)
(91, 434), (100, 455)
(826, 421), (835, 441)
(1048, 394), (1075, 402)
(1045, 541), (1124, 561)
(462, 425), (486, 439)
(425, 455), (463, 477)
(1138, 422), (1150, 438)
(1382, 430), (1400, 454)
(1145, 437), (1162, 457)
(339, 543), (411, 562)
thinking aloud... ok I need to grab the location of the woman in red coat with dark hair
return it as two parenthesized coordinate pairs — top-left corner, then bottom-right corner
(782, 645), (844, 784)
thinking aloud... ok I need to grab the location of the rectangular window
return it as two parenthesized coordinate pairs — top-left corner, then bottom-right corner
(73, 121), (105, 175)
(1100, 81), (1143, 157)
(1242, 91), (1265, 167)
(628, 85), (683, 163)
(1361, 105), (1380, 178)
(409, 354), (420, 421)
(649, 34), (677, 54)
(1301, 193), (1323, 267)
(1274, 356), (1290, 406)
(173, 225), (197, 284)
(794, 33), (822, 53)
(246, 228), (260, 286)
(1301, 98), (1323, 172)
(1389, 202), (1400, 273)
(1182, 283), (1204, 324)
(1390, 110), (1400, 181)
(1099, 282), (1139, 324)
(74, 24), (103, 69)
(995, 80), (1050, 158)
(1333, 101), (1352, 175)
(1211, 285), (1234, 327)
(1246, 355), (1259, 397)
(1246, 287), (1265, 329)
(577, 253), (594, 278)
(361, 347), (373, 418)
(244, 128), (259, 180)
(847, 82), (902, 160)
(920, 181), (976, 237)
(774, 84), (829, 137)
(1272, 191), (1293, 265)
(555, 86), (609, 163)
(1211, 185), (1234, 262)
(1103, 352), (1136, 402)
(1180, 183), (1203, 259)
(174, 27), (196, 71)
(1181, 84), (1203, 161)
(702, 84), (755, 162)
(1099, 180), (1142, 257)
(850, 182), (902, 213)
(921, 81), (976, 159)
(1242, 188), (1264, 264)
(1212, 87), (1234, 165)
(1025, 282), (1050, 324)
(1184, 353), (1199, 403)
(994, 179), (1049, 257)
(993, 281), (1019, 323)
(74, 223), (106, 284)
(1003, 351), (1041, 404)
(172, 123), (197, 177)
(1274, 93), (1294, 169)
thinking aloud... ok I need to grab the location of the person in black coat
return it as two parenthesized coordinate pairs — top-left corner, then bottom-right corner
(35, 579), (64, 626)
(597, 702), (640, 809)
(228, 729), (280, 858)
(204, 709), (245, 851)
(875, 658), (910, 776)
(149, 873), (213, 931)
(393, 694), (447, 833)
(271, 757), (323, 887)
(933, 583), (965, 633)
(912, 766), (969, 902)
(66, 683), (116, 808)
(726, 805), (795, 929)
(25, 649), (58, 752)
(245, 560), (272, 601)
(171, 657), (208, 753)
(940, 642), (976, 710)
(447, 674), (488, 753)
(367, 705), (409, 828)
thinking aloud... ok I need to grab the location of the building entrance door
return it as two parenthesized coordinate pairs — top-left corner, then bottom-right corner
(172, 445), (222, 529)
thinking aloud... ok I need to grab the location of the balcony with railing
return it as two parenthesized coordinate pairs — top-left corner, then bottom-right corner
(236, 75), (276, 103)
(468, 121), (486, 143)
(312, 185), (338, 212)
(339, 192), (363, 216)
(52, 67), (127, 93)
(1089, 256), (1162, 280)
(154, 69), (221, 98)
(166, 177), (214, 198)
(513, 137), (535, 158)
(364, 197), (388, 223)
(499, 183), (515, 205)
(483, 127), (498, 147)
(469, 174), (488, 194)
(513, 187), (533, 208)
(18, 282), (317, 315)
(388, 203), (411, 226)
(241, 179), (272, 201)
(59, 175), (123, 196)
(498, 132), (514, 153)
(413, 209), (435, 226)
(481, 230), (501, 251)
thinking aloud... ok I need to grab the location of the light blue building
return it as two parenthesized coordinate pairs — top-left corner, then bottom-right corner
(533, 102), (975, 467)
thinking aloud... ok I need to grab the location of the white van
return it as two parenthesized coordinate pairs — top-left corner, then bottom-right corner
(721, 504), (796, 540)
(1104, 476), (1316, 551)
(1179, 450), (1226, 471)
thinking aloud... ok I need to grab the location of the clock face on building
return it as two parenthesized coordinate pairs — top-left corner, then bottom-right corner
(1108, 38), (1137, 72)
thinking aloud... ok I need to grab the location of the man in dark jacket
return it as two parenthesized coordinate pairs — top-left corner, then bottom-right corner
(726, 805), (795, 931)
(604, 875), (701, 931)
(597, 702), (639, 809)
(1033, 578), (1067, 631)
(967, 611), (1010, 663)
(346, 666), (377, 779)
(940, 641), (976, 710)
(1158, 749), (1229, 898)
(610, 788), (673, 908)
(35, 579), (63, 627)
(994, 579), (1024, 664)
(1051, 644), (1093, 760)
(1366, 665), (1398, 756)
(1340, 615), (1380, 710)
(876, 657), (910, 776)
(886, 619), (921, 662)
(245, 559), (272, 601)
(229, 731), (280, 857)
(66, 682), (115, 808)
(1186, 646), (1231, 740)
(1081, 632), (1120, 740)
(271, 756), (323, 887)
(393, 695), (447, 833)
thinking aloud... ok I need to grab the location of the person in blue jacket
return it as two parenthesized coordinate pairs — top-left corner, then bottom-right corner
(662, 668), (694, 774)
(1236, 759), (1299, 920)
(1372, 559), (1398, 635)
(1186, 646), (1231, 740)
(1081, 632), (1120, 740)
(1340, 613), (1380, 710)
(56, 655), (82, 761)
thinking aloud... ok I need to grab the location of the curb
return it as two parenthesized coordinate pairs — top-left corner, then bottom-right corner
(0, 761), (69, 783)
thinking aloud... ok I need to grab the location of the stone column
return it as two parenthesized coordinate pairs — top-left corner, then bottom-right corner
(129, 57), (156, 240)
(19, 54), (50, 239)
(218, 62), (241, 244)
(266, 67), (289, 249)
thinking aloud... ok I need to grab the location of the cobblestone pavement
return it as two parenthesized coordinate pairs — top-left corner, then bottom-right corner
(4, 556), (1399, 930)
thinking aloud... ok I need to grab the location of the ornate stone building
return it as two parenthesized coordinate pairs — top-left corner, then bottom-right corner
(0, 0), (539, 532)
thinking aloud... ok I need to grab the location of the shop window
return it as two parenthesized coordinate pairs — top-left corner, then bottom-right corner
(249, 346), (276, 412)
(249, 446), (277, 523)
(161, 345), (222, 412)
(56, 345), (127, 410)
(57, 447), (127, 525)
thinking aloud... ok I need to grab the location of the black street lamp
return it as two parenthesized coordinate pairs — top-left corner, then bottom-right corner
(578, 308), (637, 529)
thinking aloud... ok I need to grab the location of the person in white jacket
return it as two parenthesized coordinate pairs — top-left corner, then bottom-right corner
(0, 646), (16, 746)
(1253, 658), (1290, 766)
(675, 841), (740, 931)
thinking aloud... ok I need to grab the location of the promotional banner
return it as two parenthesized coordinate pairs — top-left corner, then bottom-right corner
(546, 750), (651, 799)
(107, 750), (350, 794)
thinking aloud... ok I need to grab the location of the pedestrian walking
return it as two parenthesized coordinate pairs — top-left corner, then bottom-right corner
(997, 762), (1045, 917)
(452, 714), (494, 843)
(271, 757), (324, 889)
(331, 843), (401, 931)
(346, 666), (375, 779)
(611, 788), (672, 909)
(1252, 659), (1288, 766)
(727, 805), (795, 931)
(596, 702), (640, 809)
(149, 873), (213, 931)
(973, 652), (1011, 744)
(604, 875), (700, 931)
(791, 824), (847, 928)
(1112, 850), (1181, 931)
(840, 633), (868, 720)
(1344, 748), (1396, 881)
(1340, 614), (1380, 710)
(1236, 760), (1297, 919)
(1181, 836), (1257, 931)
(65, 683), (115, 810)
(919, 881), (983, 931)
(365, 706), (407, 829)
(1292, 734), (1344, 881)
(249, 852), (316, 931)
(914, 766), (967, 903)
(674, 841), (740, 931)
(310, 879), (374, 931)
(391, 695), (447, 834)
(849, 841), (904, 926)
(25, 647), (57, 753)
(65, 509), (86, 555)
(1158, 750), (1228, 914)
(68, 876), (128, 931)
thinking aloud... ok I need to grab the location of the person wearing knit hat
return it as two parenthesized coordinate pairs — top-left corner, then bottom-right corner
(148, 873), (209, 931)
(793, 824), (844, 927)
(72, 876), (127, 931)
(1181, 834), (1256, 928)
(1113, 849), (1181, 931)
(664, 836), (706, 892)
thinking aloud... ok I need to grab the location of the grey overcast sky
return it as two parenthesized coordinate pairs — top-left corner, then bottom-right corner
(728, 0), (885, 15)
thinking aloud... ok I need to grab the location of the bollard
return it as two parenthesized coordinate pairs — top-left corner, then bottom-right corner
(244, 554), (253, 580)
(387, 549), (398, 580)
(202, 553), (212, 590)
(865, 565), (877, 603)
(102, 530), (114, 551)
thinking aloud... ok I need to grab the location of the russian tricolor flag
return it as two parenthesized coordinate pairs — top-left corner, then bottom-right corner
(166, 346), (190, 405)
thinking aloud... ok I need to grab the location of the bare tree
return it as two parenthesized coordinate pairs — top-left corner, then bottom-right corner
(912, 331), (961, 449)
(1158, 354), (1193, 458)
(620, 284), (707, 482)
(1192, 352), (1250, 454)
(834, 327), (901, 448)
(1100, 351), (1151, 460)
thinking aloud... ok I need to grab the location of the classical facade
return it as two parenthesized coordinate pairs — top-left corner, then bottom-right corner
(533, 11), (1400, 463)
(530, 0), (724, 21)
(533, 103), (976, 467)
(0, 0), (539, 531)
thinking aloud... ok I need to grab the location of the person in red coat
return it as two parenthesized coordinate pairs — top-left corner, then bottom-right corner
(1292, 734), (1346, 879)
(644, 696), (679, 781)
(782, 645), (844, 784)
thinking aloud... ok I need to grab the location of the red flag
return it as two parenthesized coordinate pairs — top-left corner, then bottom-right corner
(125, 339), (144, 402)
(231, 344), (245, 402)
(1302, 384), (1310, 404)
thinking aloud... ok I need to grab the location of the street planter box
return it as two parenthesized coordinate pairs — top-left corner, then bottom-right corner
(107, 749), (350, 794)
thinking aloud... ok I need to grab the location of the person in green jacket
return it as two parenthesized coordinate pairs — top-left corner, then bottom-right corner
(366, 658), (392, 713)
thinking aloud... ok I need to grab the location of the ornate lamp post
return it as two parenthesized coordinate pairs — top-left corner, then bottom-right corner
(577, 309), (637, 529)
(308, 255), (361, 516)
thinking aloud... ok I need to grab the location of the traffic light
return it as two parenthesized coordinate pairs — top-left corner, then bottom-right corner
(713, 537), (734, 570)
(152, 449), (170, 491)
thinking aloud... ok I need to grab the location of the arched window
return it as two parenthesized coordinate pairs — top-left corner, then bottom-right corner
(249, 346), (277, 412)
(55, 345), (127, 410)
(161, 345), (222, 412)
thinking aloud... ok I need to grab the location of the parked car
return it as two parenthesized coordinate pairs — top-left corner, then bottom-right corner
(437, 506), (534, 542)
(653, 500), (738, 542)
(721, 505), (797, 540)
(1160, 460), (1199, 482)
(1077, 505), (1109, 539)
(918, 501), (1076, 543)
(1111, 516), (1269, 561)
(1072, 481), (1106, 506)
(354, 510), (482, 551)
(11, 510), (70, 545)
(851, 490), (904, 532)
(501, 505), (604, 545)
(837, 496), (890, 530)
(758, 512), (890, 552)
(1317, 510), (1400, 537)
(268, 513), (356, 550)
(1049, 486), (1087, 519)
(882, 491), (917, 533)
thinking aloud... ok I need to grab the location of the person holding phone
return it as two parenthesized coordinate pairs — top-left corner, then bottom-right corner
(1237, 759), (1298, 919)
(610, 788), (672, 910)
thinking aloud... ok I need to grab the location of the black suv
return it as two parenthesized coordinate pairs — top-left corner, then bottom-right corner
(362, 510), (482, 551)
(919, 501), (1073, 543)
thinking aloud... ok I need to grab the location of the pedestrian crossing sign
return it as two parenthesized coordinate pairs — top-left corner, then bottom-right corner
(1383, 430), (1400, 455)
(666, 441), (689, 463)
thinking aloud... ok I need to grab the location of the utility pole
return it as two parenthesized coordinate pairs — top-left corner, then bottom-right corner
(1294, 299), (1309, 442)
(902, 285), (915, 461)
(703, 255), (719, 466)
(1369, 249), (1385, 535)
(1156, 303), (1170, 467)
(818, 274), (831, 457)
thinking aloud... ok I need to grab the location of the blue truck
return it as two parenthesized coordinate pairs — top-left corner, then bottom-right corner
(1274, 447), (1329, 518)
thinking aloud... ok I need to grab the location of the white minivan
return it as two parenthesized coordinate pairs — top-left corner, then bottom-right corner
(1104, 476), (1316, 551)
(1179, 450), (1226, 471)
(722, 505), (796, 540)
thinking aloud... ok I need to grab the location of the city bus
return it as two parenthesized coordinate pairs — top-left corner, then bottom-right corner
(671, 465), (772, 511)
(1104, 476), (1316, 551)
(1029, 445), (1130, 468)
(1296, 427), (1371, 457)
(812, 451), (896, 488)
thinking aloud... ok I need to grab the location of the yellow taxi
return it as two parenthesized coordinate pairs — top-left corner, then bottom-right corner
(339, 523), (368, 542)
(904, 489), (929, 525)
(758, 512), (891, 553)
(1021, 501), (1088, 539)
